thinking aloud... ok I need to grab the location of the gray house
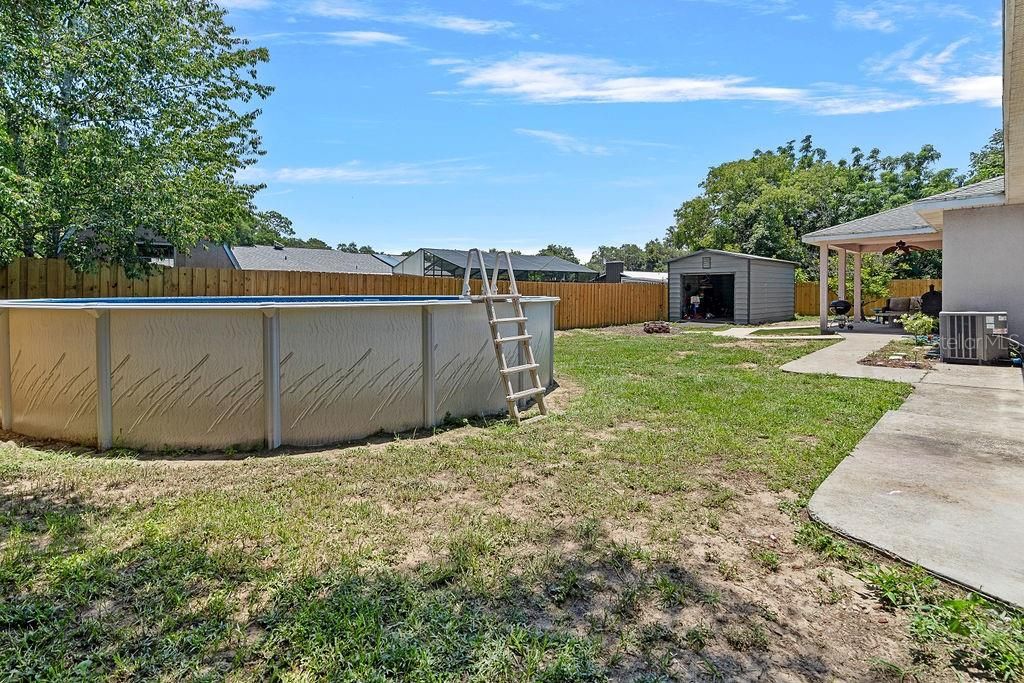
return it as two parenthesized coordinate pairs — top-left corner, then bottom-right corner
(668, 250), (796, 324)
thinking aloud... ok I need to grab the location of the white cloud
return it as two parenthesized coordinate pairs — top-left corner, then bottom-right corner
(305, 0), (370, 18)
(929, 75), (1001, 106)
(444, 53), (806, 104)
(515, 129), (609, 155)
(836, 6), (896, 32)
(867, 40), (1002, 107)
(397, 13), (513, 34)
(679, 0), (796, 15)
(835, 2), (981, 32)
(434, 50), (1000, 116)
(304, 1), (513, 34)
(328, 30), (407, 45)
(239, 159), (484, 185)
(516, 0), (568, 9)
(803, 89), (925, 115)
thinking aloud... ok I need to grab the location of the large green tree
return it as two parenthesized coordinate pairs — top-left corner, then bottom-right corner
(967, 129), (1004, 183)
(667, 135), (960, 277)
(0, 0), (274, 274)
(586, 239), (683, 272)
(537, 244), (579, 264)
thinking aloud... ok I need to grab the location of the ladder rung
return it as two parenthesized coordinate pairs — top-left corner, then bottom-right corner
(507, 387), (545, 401)
(490, 316), (528, 325)
(495, 334), (531, 344)
(500, 363), (540, 375)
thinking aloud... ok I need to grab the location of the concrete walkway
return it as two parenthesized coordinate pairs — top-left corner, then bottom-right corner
(772, 331), (1024, 606)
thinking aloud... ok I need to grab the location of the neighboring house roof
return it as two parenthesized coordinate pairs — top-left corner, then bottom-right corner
(415, 248), (597, 275)
(668, 249), (798, 266)
(230, 246), (393, 274)
(802, 204), (935, 244)
(372, 253), (402, 267)
(622, 271), (669, 283)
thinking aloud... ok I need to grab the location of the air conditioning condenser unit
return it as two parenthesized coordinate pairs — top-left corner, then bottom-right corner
(939, 311), (1009, 364)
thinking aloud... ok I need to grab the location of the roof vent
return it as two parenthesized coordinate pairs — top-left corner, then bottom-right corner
(272, 242), (285, 250)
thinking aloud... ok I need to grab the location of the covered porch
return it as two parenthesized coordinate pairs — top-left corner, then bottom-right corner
(803, 204), (942, 334)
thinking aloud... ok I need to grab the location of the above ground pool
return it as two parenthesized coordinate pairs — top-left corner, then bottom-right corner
(0, 295), (557, 450)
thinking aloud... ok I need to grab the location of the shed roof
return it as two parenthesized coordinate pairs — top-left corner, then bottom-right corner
(416, 248), (597, 275)
(230, 246), (393, 274)
(668, 249), (798, 266)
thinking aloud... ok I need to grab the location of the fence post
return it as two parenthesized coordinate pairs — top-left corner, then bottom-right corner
(262, 310), (282, 449)
(0, 309), (11, 430)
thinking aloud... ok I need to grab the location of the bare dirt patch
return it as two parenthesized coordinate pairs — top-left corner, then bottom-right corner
(859, 338), (936, 370)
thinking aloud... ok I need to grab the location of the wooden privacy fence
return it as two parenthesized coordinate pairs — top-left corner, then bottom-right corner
(0, 258), (667, 331)
(794, 278), (943, 317)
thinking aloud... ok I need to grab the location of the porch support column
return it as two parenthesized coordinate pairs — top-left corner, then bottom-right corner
(836, 248), (847, 300)
(853, 252), (863, 322)
(819, 243), (829, 334)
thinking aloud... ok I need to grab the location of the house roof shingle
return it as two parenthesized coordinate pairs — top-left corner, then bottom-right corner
(913, 176), (1005, 204)
(802, 204), (934, 243)
(803, 177), (1007, 244)
(420, 248), (597, 275)
(231, 246), (393, 274)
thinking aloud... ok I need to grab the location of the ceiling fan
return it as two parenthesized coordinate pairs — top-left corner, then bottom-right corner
(882, 240), (926, 256)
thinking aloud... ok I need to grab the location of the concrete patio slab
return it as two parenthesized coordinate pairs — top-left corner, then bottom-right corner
(809, 384), (1024, 606)
(779, 332), (930, 383)
(781, 333), (1024, 605)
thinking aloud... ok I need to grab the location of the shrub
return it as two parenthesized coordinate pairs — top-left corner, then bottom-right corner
(900, 313), (937, 341)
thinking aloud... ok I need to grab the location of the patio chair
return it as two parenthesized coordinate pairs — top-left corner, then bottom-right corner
(876, 296), (921, 326)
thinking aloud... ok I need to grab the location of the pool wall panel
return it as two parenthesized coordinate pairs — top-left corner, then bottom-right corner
(279, 308), (424, 446)
(0, 297), (557, 451)
(433, 304), (510, 419)
(110, 310), (264, 450)
(9, 309), (97, 444)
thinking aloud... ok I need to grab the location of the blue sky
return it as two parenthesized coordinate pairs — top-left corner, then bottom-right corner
(223, 0), (1003, 261)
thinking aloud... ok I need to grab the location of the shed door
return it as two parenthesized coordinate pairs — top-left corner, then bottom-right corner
(682, 274), (735, 321)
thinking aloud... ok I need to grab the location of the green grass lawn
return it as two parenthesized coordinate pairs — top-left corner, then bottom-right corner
(0, 328), (940, 681)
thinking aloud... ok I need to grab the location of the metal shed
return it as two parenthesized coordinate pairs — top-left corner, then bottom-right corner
(667, 250), (796, 324)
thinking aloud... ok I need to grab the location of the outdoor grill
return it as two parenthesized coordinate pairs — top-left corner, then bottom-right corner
(829, 299), (854, 330)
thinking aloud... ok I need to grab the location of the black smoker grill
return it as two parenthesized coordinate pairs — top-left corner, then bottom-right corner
(829, 299), (854, 331)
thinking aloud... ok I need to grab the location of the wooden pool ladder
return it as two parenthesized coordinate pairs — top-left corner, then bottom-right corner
(462, 249), (548, 424)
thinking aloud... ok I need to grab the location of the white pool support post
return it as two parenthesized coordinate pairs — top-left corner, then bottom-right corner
(0, 309), (11, 431)
(262, 310), (282, 449)
(853, 252), (863, 322)
(94, 310), (113, 451)
(819, 243), (830, 333)
(421, 306), (437, 429)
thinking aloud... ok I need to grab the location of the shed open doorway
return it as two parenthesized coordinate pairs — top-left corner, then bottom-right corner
(682, 273), (735, 321)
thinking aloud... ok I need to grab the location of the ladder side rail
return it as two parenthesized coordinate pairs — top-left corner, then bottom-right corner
(461, 250), (476, 296)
